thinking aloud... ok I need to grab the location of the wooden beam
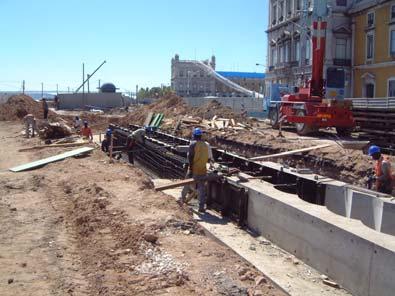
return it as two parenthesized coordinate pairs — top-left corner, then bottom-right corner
(250, 144), (332, 161)
(155, 178), (195, 191)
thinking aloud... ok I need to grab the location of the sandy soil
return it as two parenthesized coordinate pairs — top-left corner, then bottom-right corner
(0, 122), (284, 296)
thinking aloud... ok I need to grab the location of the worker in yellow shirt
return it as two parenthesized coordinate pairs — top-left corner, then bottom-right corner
(182, 128), (213, 213)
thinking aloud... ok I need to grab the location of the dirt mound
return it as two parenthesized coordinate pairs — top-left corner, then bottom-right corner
(120, 94), (189, 126)
(190, 100), (240, 120)
(0, 95), (45, 121)
(120, 96), (247, 128)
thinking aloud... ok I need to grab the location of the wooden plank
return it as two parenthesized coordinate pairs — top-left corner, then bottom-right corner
(250, 144), (332, 161)
(10, 147), (94, 172)
(144, 112), (154, 126)
(155, 178), (195, 191)
(18, 141), (89, 152)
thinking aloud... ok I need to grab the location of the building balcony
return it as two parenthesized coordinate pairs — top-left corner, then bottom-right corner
(333, 59), (351, 66)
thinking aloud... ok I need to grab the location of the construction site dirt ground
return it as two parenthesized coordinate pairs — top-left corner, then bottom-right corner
(0, 122), (285, 296)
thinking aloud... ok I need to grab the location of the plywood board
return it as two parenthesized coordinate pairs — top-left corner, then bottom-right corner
(10, 147), (94, 172)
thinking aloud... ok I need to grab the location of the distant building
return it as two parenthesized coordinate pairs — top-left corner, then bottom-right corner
(171, 54), (265, 97)
(171, 54), (216, 97)
(350, 0), (395, 98)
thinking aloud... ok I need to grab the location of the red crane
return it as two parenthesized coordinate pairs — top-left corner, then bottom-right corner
(270, 18), (355, 136)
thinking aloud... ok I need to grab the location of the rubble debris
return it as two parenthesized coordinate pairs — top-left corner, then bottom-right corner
(143, 233), (159, 244)
(37, 121), (72, 139)
(322, 279), (340, 289)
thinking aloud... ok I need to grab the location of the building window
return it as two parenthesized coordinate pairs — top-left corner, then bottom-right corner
(336, 0), (347, 6)
(389, 78), (395, 97)
(390, 28), (395, 56)
(295, 40), (300, 61)
(296, 0), (302, 10)
(179, 71), (184, 77)
(367, 12), (375, 27)
(365, 83), (375, 98)
(279, 1), (284, 22)
(286, 0), (291, 16)
(391, 5), (395, 20)
(335, 38), (347, 59)
(279, 45), (284, 63)
(271, 47), (277, 66)
(366, 33), (374, 60)
(272, 4), (277, 25)
(306, 40), (311, 61)
(286, 42), (291, 62)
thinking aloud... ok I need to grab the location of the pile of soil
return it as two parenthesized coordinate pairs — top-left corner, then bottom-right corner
(190, 100), (240, 120)
(121, 96), (246, 127)
(120, 94), (189, 126)
(0, 95), (46, 121)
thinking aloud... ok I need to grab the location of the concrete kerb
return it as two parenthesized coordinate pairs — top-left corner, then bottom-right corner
(232, 177), (395, 296)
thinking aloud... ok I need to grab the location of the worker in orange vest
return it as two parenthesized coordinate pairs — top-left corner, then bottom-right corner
(368, 145), (393, 194)
(80, 121), (93, 142)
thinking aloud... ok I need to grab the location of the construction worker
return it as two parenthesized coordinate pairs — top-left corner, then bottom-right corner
(80, 121), (93, 142)
(181, 128), (213, 213)
(23, 114), (37, 138)
(368, 145), (393, 194)
(125, 128), (146, 164)
(101, 128), (112, 153)
(74, 116), (82, 132)
(42, 98), (48, 120)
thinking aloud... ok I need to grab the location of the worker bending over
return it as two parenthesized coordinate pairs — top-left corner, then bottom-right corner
(74, 116), (82, 132)
(80, 121), (93, 142)
(101, 128), (112, 153)
(126, 128), (146, 164)
(23, 114), (37, 138)
(368, 145), (393, 194)
(181, 128), (213, 213)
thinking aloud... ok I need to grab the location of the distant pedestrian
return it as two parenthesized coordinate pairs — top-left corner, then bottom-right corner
(54, 95), (59, 110)
(23, 114), (37, 138)
(42, 98), (48, 120)
(80, 121), (93, 142)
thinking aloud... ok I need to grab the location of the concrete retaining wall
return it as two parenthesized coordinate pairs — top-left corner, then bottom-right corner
(182, 96), (265, 117)
(260, 161), (395, 236)
(230, 178), (395, 296)
(58, 93), (129, 110)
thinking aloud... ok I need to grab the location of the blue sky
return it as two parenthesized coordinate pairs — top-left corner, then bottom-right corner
(0, 0), (268, 92)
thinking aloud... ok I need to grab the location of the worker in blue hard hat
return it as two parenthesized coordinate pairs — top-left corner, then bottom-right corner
(180, 127), (214, 213)
(101, 128), (112, 153)
(368, 145), (393, 194)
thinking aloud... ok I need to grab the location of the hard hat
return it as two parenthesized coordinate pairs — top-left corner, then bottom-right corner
(193, 127), (203, 137)
(368, 145), (381, 156)
(83, 120), (88, 125)
(106, 128), (112, 134)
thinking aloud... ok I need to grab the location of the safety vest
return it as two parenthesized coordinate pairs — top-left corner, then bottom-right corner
(191, 141), (209, 176)
(375, 156), (393, 189)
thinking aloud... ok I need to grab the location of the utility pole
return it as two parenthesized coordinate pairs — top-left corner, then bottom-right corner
(68, 86), (70, 93)
(56, 84), (59, 94)
(22, 80), (25, 94)
(98, 79), (101, 90)
(41, 82), (44, 98)
(87, 74), (90, 93)
(136, 84), (138, 104)
(82, 63), (85, 94)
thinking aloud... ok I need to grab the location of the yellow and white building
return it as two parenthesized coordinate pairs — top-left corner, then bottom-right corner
(350, 0), (395, 98)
